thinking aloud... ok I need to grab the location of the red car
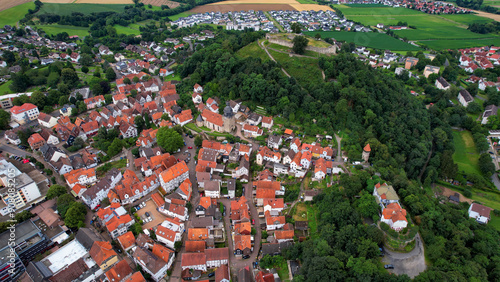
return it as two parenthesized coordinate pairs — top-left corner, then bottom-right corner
(177, 159), (180, 162)
(252, 219), (255, 225)
(188, 146), (193, 149)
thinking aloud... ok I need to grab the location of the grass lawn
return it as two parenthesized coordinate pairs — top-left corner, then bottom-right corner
(268, 49), (323, 86)
(0, 2), (35, 27)
(423, 38), (500, 50)
(439, 14), (494, 25)
(164, 73), (181, 81)
(306, 205), (319, 236)
(37, 3), (127, 16)
(236, 41), (269, 62)
(305, 31), (421, 51)
(168, 11), (193, 21)
(184, 123), (202, 133)
(37, 24), (90, 38)
(296, 0), (316, 3)
(96, 159), (127, 177)
(452, 130), (481, 175)
(276, 260), (290, 281)
(0, 81), (13, 95)
(336, 6), (422, 15)
(114, 24), (140, 36)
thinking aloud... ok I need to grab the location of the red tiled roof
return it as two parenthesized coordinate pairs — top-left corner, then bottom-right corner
(181, 252), (206, 268)
(185, 240), (206, 252)
(10, 103), (37, 114)
(117, 231), (136, 250)
(105, 260), (133, 282)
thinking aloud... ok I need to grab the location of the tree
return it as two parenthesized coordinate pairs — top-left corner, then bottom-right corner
(123, 77), (131, 84)
(440, 150), (457, 179)
(292, 36), (308, 55)
(291, 22), (302, 34)
(46, 184), (67, 199)
(157, 127), (183, 153)
(466, 84), (478, 97)
(466, 101), (482, 114)
(57, 193), (75, 217)
(79, 54), (93, 66)
(315, 33), (322, 39)
(355, 193), (380, 221)
(135, 116), (146, 132)
(31, 91), (47, 109)
(107, 138), (124, 156)
(65, 202), (87, 228)
(194, 135), (203, 147)
(0, 109), (10, 130)
(104, 94), (112, 104)
(81, 66), (89, 73)
(2, 50), (15, 65)
(105, 68), (116, 81)
(132, 76), (140, 83)
(61, 68), (79, 86)
(479, 153), (495, 176)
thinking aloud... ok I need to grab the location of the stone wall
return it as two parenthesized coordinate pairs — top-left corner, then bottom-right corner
(266, 34), (337, 55)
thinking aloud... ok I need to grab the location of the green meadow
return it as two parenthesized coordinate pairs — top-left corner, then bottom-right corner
(0, 2), (35, 27)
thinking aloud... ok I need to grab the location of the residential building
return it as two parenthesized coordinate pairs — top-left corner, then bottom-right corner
(381, 202), (408, 231)
(423, 65), (440, 78)
(468, 203), (492, 224)
(37, 112), (58, 128)
(181, 253), (207, 272)
(458, 89), (474, 107)
(159, 161), (189, 193)
(65, 167), (97, 188)
(204, 180), (221, 198)
(133, 247), (170, 281)
(482, 104), (498, 125)
(28, 133), (46, 150)
(156, 225), (180, 249)
(435, 77), (450, 90)
(10, 103), (39, 124)
(90, 241), (119, 270)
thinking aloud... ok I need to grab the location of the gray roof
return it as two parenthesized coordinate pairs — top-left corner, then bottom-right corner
(227, 179), (236, 191)
(75, 228), (102, 250)
(0, 220), (41, 250)
(191, 216), (214, 228)
(459, 90), (473, 103)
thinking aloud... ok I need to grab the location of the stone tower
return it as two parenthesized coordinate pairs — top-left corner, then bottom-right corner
(362, 143), (371, 162)
(223, 105), (235, 133)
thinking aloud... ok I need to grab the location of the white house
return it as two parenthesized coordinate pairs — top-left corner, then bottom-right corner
(435, 77), (450, 90)
(205, 248), (229, 268)
(133, 247), (171, 282)
(204, 181), (220, 198)
(156, 226), (180, 249)
(181, 253), (207, 272)
(10, 103), (39, 125)
(37, 112), (58, 128)
(159, 162), (189, 193)
(468, 203), (492, 224)
(458, 89), (473, 107)
(381, 202), (408, 231)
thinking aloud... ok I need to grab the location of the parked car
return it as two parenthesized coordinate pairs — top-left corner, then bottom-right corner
(145, 212), (150, 217)
(242, 255), (251, 259)
(188, 146), (193, 149)
(384, 264), (394, 269)
(208, 272), (215, 277)
(189, 135), (193, 138)
(252, 219), (255, 225)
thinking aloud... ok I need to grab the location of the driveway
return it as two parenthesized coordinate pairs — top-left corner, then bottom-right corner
(382, 233), (426, 278)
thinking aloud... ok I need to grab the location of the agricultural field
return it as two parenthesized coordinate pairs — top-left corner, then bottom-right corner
(37, 24), (90, 37)
(37, 3), (128, 15)
(424, 38), (500, 50)
(305, 31), (421, 51)
(0, 0), (32, 13)
(336, 5), (500, 49)
(336, 5), (422, 15)
(199, 0), (332, 12)
(452, 130), (481, 175)
(0, 2), (35, 27)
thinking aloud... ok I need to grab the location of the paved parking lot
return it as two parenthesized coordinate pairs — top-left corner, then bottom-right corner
(135, 199), (165, 230)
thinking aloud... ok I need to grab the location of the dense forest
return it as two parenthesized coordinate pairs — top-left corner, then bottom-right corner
(174, 30), (500, 280)
(456, 0), (499, 14)
(177, 39), (435, 180)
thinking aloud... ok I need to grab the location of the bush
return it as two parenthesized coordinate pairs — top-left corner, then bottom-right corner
(462, 189), (472, 198)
